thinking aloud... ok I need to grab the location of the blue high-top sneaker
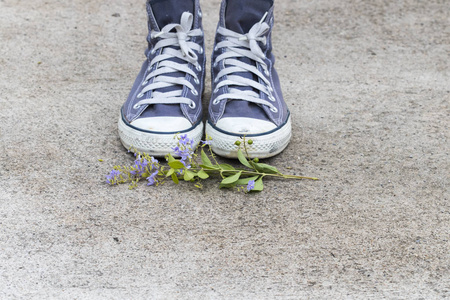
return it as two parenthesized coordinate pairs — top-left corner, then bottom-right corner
(206, 0), (291, 158)
(119, 0), (206, 156)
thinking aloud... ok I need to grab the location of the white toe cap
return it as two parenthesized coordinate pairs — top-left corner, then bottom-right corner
(131, 117), (192, 132)
(215, 117), (276, 134)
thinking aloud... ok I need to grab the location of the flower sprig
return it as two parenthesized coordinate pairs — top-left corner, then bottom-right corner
(106, 135), (318, 192)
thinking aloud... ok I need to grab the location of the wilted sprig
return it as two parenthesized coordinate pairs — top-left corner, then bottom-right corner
(106, 135), (318, 192)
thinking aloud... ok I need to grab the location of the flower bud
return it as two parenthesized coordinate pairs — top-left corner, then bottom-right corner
(234, 141), (241, 146)
(247, 139), (253, 145)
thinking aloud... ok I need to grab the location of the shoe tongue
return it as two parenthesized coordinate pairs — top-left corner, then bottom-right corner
(225, 0), (272, 33)
(150, 0), (194, 29)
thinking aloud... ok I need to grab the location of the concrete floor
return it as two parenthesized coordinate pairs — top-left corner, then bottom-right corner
(0, 0), (448, 299)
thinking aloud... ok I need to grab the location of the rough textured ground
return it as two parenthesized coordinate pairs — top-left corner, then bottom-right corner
(0, 0), (449, 299)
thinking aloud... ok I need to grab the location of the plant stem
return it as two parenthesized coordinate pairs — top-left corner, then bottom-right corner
(186, 168), (318, 181)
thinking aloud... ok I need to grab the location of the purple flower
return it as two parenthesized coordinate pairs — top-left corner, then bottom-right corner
(181, 159), (191, 169)
(201, 140), (212, 145)
(246, 180), (255, 192)
(106, 170), (121, 185)
(130, 158), (149, 176)
(179, 134), (194, 148)
(147, 170), (159, 186)
(172, 146), (192, 161)
(179, 134), (188, 146)
(172, 135), (195, 170)
(181, 149), (192, 161)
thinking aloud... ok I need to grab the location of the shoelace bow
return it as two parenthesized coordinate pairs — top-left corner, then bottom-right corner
(134, 12), (203, 110)
(212, 13), (278, 113)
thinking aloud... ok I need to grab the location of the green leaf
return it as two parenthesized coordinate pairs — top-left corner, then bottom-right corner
(200, 164), (219, 170)
(166, 168), (175, 177)
(201, 149), (213, 166)
(235, 175), (259, 186)
(237, 149), (253, 169)
(250, 162), (281, 174)
(171, 172), (179, 184)
(221, 171), (242, 185)
(184, 170), (196, 181)
(167, 153), (176, 163)
(253, 177), (264, 192)
(169, 161), (185, 169)
(218, 164), (235, 171)
(198, 170), (210, 179)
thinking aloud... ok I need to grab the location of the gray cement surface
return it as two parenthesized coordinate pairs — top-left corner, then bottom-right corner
(0, 0), (449, 299)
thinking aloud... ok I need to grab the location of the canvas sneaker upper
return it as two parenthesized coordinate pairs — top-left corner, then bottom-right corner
(121, 0), (205, 133)
(208, 0), (289, 134)
(117, 0), (205, 156)
(206, 0), (291, 158)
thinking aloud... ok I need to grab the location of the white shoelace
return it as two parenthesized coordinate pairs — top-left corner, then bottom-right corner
(212, 13), (278, 113)
(133, 12), (203, 110)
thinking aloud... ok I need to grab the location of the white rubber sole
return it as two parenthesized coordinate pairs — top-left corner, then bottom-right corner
(205, 116), (292, 159)
(118, 115), (204, 157)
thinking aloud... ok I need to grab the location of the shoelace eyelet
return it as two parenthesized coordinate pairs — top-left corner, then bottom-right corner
(198, 10), (202, 18)
(151, 48), (156, 55)
(196, 65), (202, 72)
(264, 69), (270, 76)
(137, 92), (144, 98)
(270, 107), (278, 113)
(133, 104), (141, 110)
(269, 95), (276, 102)
(194, 78), (200, 84)
(213, 99), (220, 105)
(198, 47), (204, 54)
(214, 87), (219, 93)
(191, 89), (198, 96)
(142, 80), (149, 86)
(189, 101), (196, 109)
